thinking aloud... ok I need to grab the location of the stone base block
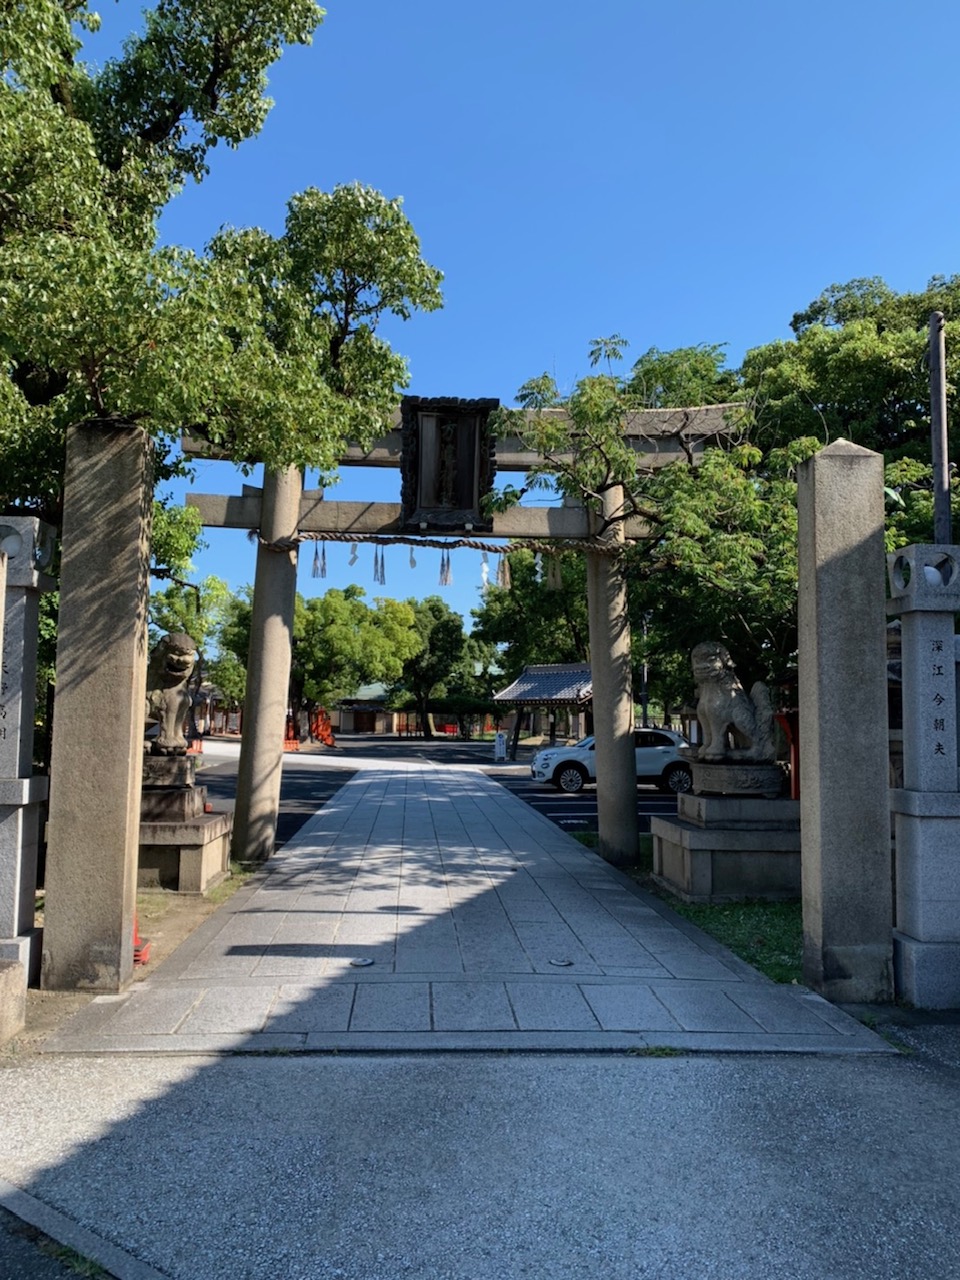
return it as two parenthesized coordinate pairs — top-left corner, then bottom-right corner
(803, 942), (894, 1004)
(0, 776), (49, 805)
(894, 931), (960, 1009)
(0, 928), (43, 986)
(140, 786), (207, 821)
(142, 757), (197, 789)
(894, 809), (960, 941)
(0, 959), (26, 1047)
(651, 814), (800, 903)
(138, 812), (232, 894)
(0, 798), (42, 941)
(678, 793), (800, 831)
(690, 760), (786, 799)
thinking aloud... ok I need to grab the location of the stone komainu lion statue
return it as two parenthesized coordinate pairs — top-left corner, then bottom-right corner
(144, 632), (198, 756)
(691, 641), (776, 764)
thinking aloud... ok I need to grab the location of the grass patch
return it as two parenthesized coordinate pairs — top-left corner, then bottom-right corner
(665, 899), (803, 984)
(135, 861), (256, 919)
(42, 1243), (111, 1278)
(206, 860), (258, 903)
(3, 1213), (110, 1279)
(636, 834), (653, 872)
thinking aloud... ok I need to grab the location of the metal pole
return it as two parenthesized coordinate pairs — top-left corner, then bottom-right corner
(640, 614), (650, 727)
(930, 311), (952, 544)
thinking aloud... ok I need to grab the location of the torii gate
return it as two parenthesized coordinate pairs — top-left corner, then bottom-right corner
(186, 399), (736, 871)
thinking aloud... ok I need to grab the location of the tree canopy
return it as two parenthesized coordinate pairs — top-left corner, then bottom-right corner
(471, 549), (588, 683)
(291, 587), (421, 710)
(478, 286), (957, 711)
(208, 583), (424, 716)
(0, 2), (442, 524)
(743, 275), (960, 460)
(389, 596), (467, 737)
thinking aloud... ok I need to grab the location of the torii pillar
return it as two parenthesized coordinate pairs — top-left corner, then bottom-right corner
(586, 482), (639, 866)
(231, 466), (302, 862)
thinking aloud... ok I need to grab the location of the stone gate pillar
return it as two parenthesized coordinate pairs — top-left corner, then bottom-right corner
(0, 518), (54, 983)
(42, 421), (153, 991)
(797, 440), (893, 1002)
(888, 544), (960, 1007)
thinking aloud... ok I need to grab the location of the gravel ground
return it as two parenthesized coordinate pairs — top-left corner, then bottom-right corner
(0, 1042), (958, 1280)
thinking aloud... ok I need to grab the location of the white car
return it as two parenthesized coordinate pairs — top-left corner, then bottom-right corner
(531, 729), (693, 794)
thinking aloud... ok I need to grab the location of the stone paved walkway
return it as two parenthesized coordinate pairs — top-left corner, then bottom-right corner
(46, 762), (889, 1055)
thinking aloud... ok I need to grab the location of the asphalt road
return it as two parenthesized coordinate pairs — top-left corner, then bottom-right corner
(196, 755), (356, 849)
(491, 771), (679, 835)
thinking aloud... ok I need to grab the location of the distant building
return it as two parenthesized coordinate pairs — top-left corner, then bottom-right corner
(493, 663), (593, 752)
(335, 683), (396, 735)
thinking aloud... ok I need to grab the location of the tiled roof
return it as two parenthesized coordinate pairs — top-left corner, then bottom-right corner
(337, 682), (389, 707)
(493, 663), (592, 706)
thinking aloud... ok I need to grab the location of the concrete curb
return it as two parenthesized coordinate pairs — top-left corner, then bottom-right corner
(0, 1178), (169, 1280)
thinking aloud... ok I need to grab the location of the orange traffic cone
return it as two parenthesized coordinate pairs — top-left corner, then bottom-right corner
(133, 913), (151, 966)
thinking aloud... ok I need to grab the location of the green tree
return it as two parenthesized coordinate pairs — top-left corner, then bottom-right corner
(438, 633), (502, 738)
(206, 648), (247, 708)
(0, 0), (327, 520)
(493, 340), (807, 709)
(1, 4), (442, 522)
(205, 586), (253, 707)
(195, 183), (442, 474)
(212, 585), (254, 665)
(742, 275), (960, 464)
(291, 587), (420, 711)
(628, 343), (741, 408)
(471, 548), (589, 682)
(391, 597), (466, 738)
(149, 575), (233, 652)
(151, 499), (205, 577)
(208, 584), (423, 724)
(623, 438), (820, 700)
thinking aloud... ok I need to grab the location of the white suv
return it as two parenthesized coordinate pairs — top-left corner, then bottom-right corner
(531, 729), (692, 794)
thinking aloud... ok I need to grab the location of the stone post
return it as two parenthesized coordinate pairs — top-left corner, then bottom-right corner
(231, 466), (302, 862)
(0, 518), (55, 983)
(42, 422), (153, 991)
(797, 440), (893, 1001)
(585, 482), (638, 867)
(887, 544), (960, 1006)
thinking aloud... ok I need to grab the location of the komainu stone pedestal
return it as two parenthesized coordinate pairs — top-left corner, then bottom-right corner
(690, 760), (785, 800)
(651, 791), (800, 904)
(138, 758), (232, 895)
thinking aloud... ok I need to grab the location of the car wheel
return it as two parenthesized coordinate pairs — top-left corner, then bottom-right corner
(659, 763), (693, 794)
(554, 763), (588, 794)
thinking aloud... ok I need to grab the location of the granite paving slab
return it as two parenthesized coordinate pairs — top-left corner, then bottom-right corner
(44, 761), (893, 1056)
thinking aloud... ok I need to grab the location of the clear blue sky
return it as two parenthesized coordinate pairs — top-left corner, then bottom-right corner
(89, 1), (960, 626)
